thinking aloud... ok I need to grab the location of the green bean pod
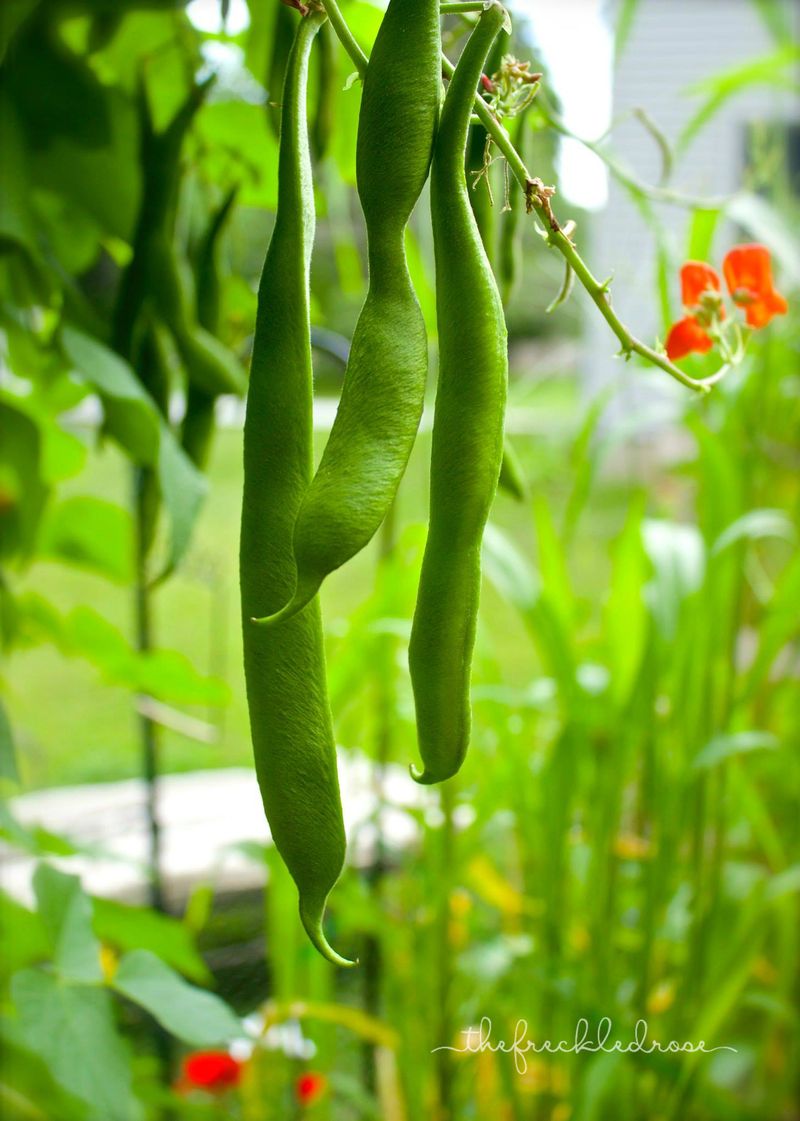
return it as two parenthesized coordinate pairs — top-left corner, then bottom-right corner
(240, 10), (353, 968)
(254, 0), (441, 627)
(410, 2), (509, 785)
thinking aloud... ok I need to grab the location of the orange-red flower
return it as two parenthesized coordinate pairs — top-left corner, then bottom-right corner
(296, 1071), (328, 1106)
(665, 316), (714, 361)
(680, 260), (721, 309)
(722, 243), (788, 328)
(665, 243), (787, 362)
(177, 1051), (243, 1094)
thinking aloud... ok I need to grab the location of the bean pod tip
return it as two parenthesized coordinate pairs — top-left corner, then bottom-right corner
(300, 900), (358, 969)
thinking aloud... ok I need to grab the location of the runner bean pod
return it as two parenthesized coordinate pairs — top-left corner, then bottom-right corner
(240, 9), (353, 967)
(254, 0), (441, 627)
(409, 1), (509, 785)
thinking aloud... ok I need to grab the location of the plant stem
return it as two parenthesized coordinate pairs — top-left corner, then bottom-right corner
(440, 2), (486, 12)
(321, 0), (726, 394)
(320, 0), (367, 77)
(133, 467), (166, 915)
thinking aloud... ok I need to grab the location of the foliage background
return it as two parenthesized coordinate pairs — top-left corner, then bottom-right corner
(1, 1), (798, 1119)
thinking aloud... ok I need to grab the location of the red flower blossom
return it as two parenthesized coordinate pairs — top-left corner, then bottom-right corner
(178, 1051), (243, 1094)
(665, 316), (714, 361)
(296, 1071), (328, 1106)
(680, 260), (721, 309)
(722, 243), (788, 329)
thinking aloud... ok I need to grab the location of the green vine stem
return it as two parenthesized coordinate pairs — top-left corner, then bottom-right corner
(320, 0), (725, 394)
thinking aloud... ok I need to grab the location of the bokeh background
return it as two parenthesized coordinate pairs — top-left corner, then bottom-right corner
(1, 1), (798, 1118)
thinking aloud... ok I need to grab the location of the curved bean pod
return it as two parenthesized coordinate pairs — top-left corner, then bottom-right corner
(254, 0), (441, 626)
(240, 10), (353, 968)
(410, 2), (509, 785)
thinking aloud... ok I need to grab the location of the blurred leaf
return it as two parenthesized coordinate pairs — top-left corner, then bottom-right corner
(11, 969), (138, 1121)
(678, 45), (800, 156)
(745, 551), (800, 693)
(196, 101), (279, 209)
(4, 18), (110, 149)
(0, 892), (49, 977)
(29, 85), (140, 242)
(404, 225), (435, 339)
(482, 523), (575, 699)
(91, 897), (211, 985)
(726, 192), (800, 285)
(613, 0), (641, 65)
(0, 0), (39, 64)
(61, 328), (159, 462)
(62, 328), (206, 573)
(33, 865), (102, 983)
(64, 605), (228, 706)
(642, 519), (705, 640)
(765, 865), (800, 901)
(693, 730), (778, 770)
(748, 0), (795, 42)
(0, 401), (48, 562)
(0, 1024), (90, 1121)
(39, 496), (133, 583)
(0, 697), (18, 783)
(153, 424), (206, 581)
(0, 95), (41, 260)
(686, 207), (721, 263)
(605, 494), (648, 707)
(0, 801), (81, 856)
(112, 949), (241, 1047)
(711, 508), (795, 557)
(532, 493), (573, 627)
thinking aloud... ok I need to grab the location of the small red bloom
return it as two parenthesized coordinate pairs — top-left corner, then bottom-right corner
(179, 1051), (243, 1094)
(665, 315), (714, 361)
(296, 1071), (328, 1106)
(680, 261), (721, 309)
(480, 73), (495, 94)
(722, 243), (788, 329)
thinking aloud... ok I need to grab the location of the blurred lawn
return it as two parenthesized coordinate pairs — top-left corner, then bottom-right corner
(10, 370), (642, 789)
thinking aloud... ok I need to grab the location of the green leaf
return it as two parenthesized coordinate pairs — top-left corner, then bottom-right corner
(30, 86), (140, 241)
(0, 892), (49, 978)
(613, 0), (641, 65)
(91, 898), (211, 985)
(61, 328), (206, 574)
(482, 523), (575, 700)
(0, 1023), (90, 1121)
(64, 606), (228, 706)
(112, 949), (241, 1047)
(711, 509), (796, 557)
(642, 519), (705, 640)
(33, 865), (102, 983)
(0, 697), (18, 783)
(686, 207), (722, 263)
(0, 95), (41, 260)
(11, 969), (138, 1121)
(726, 191), (800, 285)
(677, 45), (800, 156)
(532, 494), (573, 628)
(154, 425), (206, 581)
(4, 22), (111, 149)
(61, 328), (160, 463)
(0, 1), (40, 66)
(39, 497), (132, 583)
(0, 401), (48, 562)
(605, 494), (648, 707)
(748, 0), (795, 42)
(196, 101), (279, 209)
(693, 731), (779, 770)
